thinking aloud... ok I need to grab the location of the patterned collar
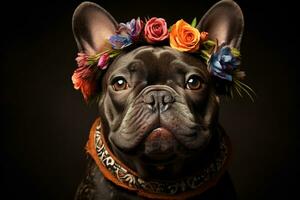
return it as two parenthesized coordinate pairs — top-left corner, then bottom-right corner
(86, 118), (231, 199)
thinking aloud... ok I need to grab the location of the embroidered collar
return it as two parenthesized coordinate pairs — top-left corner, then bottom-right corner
(86, 118), (232, 199)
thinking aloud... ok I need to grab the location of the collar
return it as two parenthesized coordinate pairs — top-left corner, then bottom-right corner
(86, 118), (232, 200)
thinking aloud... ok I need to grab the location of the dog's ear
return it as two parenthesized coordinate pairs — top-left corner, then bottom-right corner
(197, 0), (244, 49)
(72, 2), (117, 55)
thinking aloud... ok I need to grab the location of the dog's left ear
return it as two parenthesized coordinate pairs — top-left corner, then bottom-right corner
(72, 2), (118, 55)
(197, 0), (244, 49)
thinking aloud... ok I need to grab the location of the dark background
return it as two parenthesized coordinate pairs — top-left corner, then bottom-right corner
(1, 0), (298, 199)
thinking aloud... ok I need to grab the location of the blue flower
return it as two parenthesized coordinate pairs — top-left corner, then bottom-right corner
(209, 46), (241, 81)
(109, 35), (132, 49)
(118, 18), (144, 42)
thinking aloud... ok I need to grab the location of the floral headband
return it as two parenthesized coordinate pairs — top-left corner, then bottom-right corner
(72, 17), (254, 101)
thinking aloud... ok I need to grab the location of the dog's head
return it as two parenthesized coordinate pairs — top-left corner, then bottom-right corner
(73, 0), (244, 179)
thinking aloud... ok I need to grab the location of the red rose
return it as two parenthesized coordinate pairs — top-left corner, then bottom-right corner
(144, 17), (169, 43)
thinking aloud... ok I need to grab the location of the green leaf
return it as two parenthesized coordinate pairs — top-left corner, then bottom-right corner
(231, 48), (241, 57)
(87, 59), (96, 65)
(200, 50), (211, 58)
(191, 17), (197, 28)
(109, 52), (119, 58)
(168, 25), (173, 32)
(106, 50), (119, 58)
(200, 50), (211, 64)
(202, 40), (216, 48)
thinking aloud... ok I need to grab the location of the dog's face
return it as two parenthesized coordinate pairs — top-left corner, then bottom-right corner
(73, 1), (244, 178)
(101, 46), (217, 168)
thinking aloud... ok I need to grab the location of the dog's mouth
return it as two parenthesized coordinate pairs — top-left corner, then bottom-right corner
(110, 108), (211, 157)
(141, 127), (178, 162)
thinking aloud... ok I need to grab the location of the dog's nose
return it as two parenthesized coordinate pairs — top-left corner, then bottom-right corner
(143, 90), (175, 112)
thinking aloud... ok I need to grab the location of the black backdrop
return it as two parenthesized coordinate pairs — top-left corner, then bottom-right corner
(1, 0), (298, 199)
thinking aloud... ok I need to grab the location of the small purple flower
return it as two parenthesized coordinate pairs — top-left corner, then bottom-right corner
(109, 35), (132, 49)
(209, 46), (241, 81)
(97, 53), (110, 70)
(118, 18), (144, 42)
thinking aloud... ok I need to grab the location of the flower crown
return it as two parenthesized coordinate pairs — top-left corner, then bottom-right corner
(72, 17), (254, 102)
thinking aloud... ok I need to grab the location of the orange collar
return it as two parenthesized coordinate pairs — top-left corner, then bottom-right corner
(86, 118), (232, 200)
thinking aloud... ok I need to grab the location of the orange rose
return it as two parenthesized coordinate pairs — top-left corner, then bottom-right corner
(170, 19), (201, 52)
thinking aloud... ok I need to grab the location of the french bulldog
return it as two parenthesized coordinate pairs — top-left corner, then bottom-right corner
(73, 0), (244, 199)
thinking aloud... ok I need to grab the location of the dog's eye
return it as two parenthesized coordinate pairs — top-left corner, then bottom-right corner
(112, 77), (129, 91)
(186, 76), (202, 90)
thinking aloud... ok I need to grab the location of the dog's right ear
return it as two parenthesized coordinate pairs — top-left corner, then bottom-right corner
(197, 0), (244, 49)
(72, 2), (117, 55)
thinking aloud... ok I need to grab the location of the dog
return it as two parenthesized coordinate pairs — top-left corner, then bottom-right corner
(72, 0), (244, 199)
